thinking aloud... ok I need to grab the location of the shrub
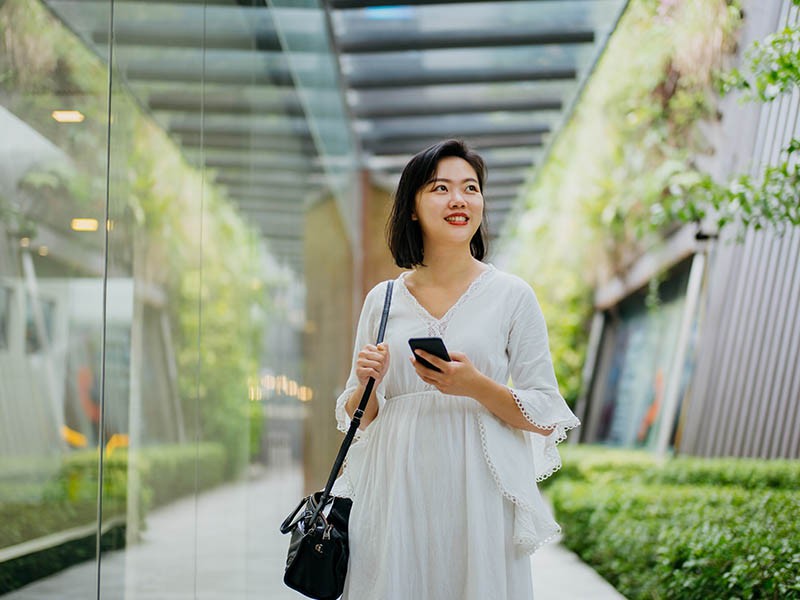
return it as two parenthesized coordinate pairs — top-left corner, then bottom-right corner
(0, 442), (227, 550)
(139, 443), (227, 508)
(0, 443), (229, 594)
(549, 447), (800, 599)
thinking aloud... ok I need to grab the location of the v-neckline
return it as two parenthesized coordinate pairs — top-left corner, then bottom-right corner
(398, 263), (495, 325)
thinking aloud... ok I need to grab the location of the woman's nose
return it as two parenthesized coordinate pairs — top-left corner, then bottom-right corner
(449, 192), (466, 207)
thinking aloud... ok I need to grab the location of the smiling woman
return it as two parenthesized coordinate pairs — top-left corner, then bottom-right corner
(334, 139), (580, 600)
(387, 139), (489, 269)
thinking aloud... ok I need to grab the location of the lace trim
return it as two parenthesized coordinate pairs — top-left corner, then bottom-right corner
(476, 414), (534, 512)
(335, 392), (353, 435)
(508, 387), (581, 483)
(515, 527), (563, 555)
(477, 412), (565, 554)
(398, 264), (495, 335)
(509, 387), (560, 432)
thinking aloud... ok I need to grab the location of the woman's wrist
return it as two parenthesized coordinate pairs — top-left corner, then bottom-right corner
(469, 372), (503, 407)
(345, 383), (367, 417)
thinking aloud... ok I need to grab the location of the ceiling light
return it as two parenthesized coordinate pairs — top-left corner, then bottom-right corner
(71, 218), (99, 232)
(38, 246), (49, 256)
(52, 110), (85, 123)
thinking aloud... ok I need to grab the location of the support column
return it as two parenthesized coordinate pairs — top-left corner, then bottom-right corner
(655, 250), (707, 458)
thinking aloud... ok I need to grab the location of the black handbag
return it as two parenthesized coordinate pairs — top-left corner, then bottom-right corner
(280, 280), (393, 600)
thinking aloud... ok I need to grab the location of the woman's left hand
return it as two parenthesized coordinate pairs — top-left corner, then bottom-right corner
(409, 349), (485, 396)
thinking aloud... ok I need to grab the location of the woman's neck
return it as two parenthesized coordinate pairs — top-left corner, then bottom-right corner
(412, 246), (485, 287)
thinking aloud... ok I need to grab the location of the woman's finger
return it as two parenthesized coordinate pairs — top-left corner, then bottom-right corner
(413, 349), (449, 372)
(361, 349), (388, 361)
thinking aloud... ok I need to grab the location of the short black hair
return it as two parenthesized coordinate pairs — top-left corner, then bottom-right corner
(386, 139), (489, 269)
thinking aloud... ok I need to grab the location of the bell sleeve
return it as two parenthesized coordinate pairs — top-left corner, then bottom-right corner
(334, 282), (389, 437)
(506, 283), (581, 482)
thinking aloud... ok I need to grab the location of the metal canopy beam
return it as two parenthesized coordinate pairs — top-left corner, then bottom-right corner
(206, 159), (320, 173)
(353, 97), (562, 119)
(331, 0), (596, 6)
(148, 96), (304, 117)
(211, 166), (323, 185)
(60, 0), (255, 5)
(173, 132), (317, 154)
(362, 123), (549, 143)
(125, 68), (294, 87)
(339, 30), (594, 53)
(348, 66), (577, 89)
(365, 133), (545, 155)
(91, 29), (281, 52)
(167, 122), (312, 138)
(213, 174), (317, 190)
(214, 180), (318, 194)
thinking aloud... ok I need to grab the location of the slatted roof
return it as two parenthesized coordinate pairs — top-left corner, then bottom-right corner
(43, 0), (627, 273)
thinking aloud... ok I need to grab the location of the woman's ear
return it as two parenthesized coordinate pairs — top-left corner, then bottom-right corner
(411, 212), (418, 221)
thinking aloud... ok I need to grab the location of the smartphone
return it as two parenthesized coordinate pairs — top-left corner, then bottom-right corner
(408, 337), (451, 372)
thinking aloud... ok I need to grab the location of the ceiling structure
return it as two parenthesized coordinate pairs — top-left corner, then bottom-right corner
(43, 0), (627, 274)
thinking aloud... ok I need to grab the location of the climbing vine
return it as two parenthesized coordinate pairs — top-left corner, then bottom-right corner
(508, 0), (741, 404)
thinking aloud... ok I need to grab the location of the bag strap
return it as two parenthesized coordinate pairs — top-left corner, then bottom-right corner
(309, 280), (394, 528)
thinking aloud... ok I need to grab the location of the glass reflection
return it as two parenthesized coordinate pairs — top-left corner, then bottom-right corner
(2, 0), (333, 596)
(0, 0), (110, 594)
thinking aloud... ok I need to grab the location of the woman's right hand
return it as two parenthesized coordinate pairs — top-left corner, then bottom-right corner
(356, 342), (390, 386)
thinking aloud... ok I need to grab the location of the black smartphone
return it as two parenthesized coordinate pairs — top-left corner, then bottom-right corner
(408, 337), (451, 372)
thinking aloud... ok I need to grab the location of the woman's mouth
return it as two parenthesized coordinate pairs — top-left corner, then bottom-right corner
(445, 214), (469, 226)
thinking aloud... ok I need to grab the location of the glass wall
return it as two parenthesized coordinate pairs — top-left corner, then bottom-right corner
(0, 0), (354, 596)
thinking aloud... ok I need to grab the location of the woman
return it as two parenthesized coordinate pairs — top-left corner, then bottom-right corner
(333, 139), (580, 599)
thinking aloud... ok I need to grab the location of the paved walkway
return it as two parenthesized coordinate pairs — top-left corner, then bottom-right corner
(4, 466), (623, 599)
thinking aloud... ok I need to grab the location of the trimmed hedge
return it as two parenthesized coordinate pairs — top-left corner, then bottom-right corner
(0, 443), (228, 593)
(548, 447), (800, 599)
(0, 442), (227, 550)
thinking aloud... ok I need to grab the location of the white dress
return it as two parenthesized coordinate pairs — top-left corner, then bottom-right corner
(333, 264), (580, 600)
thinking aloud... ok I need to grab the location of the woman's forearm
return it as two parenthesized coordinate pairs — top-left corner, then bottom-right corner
(344, 383), (379, 429)
(470, 375), (552, 435)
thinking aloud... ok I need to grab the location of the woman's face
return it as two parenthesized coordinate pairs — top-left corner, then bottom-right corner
(412, 156), (484, 248)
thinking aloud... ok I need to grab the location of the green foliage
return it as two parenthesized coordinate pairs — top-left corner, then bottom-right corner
(661, 141), (800, 234)
(0, 443), (227, 550)
(720, 4), (800, 103)
(667, 2), (800, 238)
(0, 0), (272, 471)
(548, 447), (800, 599)
(509, 0), (740, 404)
(137, 443), (227, 507)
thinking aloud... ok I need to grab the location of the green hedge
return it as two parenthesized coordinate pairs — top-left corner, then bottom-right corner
(138, 443), (227, 508)
(548, 447), (800, 599)
(0, 442), (227, 549)
(0, 443), (228, 593)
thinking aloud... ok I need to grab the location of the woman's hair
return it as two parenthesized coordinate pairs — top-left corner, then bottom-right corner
(386, 139), (489, 268)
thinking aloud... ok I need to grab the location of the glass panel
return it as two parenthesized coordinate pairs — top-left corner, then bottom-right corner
(0, 0), (111, 595)
(269, 3), (360, 245)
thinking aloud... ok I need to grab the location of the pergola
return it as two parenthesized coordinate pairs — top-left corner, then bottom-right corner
(43, 0), (627, 273)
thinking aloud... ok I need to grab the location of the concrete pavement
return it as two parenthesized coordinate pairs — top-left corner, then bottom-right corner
(4, 465), (624, 599)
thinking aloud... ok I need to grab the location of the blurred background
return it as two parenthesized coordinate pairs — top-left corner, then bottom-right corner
(0, 0), (797, 598)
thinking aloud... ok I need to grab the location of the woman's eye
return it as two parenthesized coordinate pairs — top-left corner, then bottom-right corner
(435, 184), (447, 192)
(466, 185), (479, 192)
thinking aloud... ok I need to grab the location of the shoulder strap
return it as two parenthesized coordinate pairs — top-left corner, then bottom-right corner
(312, 280), (394, 523)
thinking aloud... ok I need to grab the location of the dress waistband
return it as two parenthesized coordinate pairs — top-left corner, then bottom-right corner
(386, 389), (475, 402)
